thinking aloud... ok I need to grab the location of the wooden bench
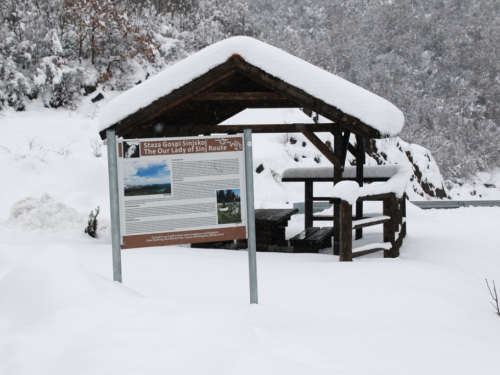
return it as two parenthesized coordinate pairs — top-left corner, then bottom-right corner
(236, 208), (299, 251)
(290, 227), (334, 253)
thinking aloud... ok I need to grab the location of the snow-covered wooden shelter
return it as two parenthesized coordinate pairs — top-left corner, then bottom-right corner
(99, 36), (410, 260)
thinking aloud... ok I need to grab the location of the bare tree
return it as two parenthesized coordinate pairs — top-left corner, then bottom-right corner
(486, 279), (500, 316)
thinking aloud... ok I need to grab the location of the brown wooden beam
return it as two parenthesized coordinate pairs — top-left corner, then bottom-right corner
(129, 122), (341, 139)
(356, 135), (366, 165)
(295, 124), (342, 169)
(352, 248), (386, 258)
(173, 124), (195, 137)
(333, 132), (343, 256)
(347, 142), (357, 156)
(191, 122), (340, 135)
(191, 91), (297, 107)
(358, 193), (396, 201)
(191, 92), (289, 101)
(352, 217), (390, 230)
(312, 215), (334, 221)
(239, 101), (297, 108)
(304, 180), (313, 229)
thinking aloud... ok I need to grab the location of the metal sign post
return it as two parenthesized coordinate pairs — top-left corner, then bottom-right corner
(244, 129), (258, 304)
(106, 129), (123, 283)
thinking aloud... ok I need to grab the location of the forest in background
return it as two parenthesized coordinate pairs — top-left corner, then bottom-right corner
(1, 0), (499, 180)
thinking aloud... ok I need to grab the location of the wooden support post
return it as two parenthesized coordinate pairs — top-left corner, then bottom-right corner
(305, 180), (313, 229)
(355, 135), (364, 240)
(332, 133), (343, 256)
(339, 200), (353, 262)
(383, 196), (398, 258)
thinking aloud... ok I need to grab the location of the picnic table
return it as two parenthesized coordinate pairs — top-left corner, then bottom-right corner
(253, 208), (298, 251)
(281, 165), (410, 256)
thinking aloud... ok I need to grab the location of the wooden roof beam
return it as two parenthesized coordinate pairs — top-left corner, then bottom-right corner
(191, 92), (289, 101)
(141, 123), (341, 137)
(192, 123), (341, 135)
(295, 124), (342, 169)
(347, 142), (357, 156)
(190, 91), (297, 108)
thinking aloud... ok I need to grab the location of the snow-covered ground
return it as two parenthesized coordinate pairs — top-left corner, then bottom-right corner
(1, 107), (500, 374)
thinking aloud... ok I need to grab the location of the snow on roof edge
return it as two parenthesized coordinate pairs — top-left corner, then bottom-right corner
(99, 36), (404, 136)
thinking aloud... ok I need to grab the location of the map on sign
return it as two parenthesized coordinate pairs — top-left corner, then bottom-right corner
(116, 135), (247, 249)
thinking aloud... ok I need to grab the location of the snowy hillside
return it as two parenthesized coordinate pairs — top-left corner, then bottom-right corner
(1, 105), (500, 374)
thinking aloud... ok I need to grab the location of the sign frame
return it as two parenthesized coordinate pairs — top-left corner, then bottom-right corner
(106, 130), (258, 304)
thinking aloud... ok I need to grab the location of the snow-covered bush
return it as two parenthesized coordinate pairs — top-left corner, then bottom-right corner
(0, 57), (31, 111)
(34, 56), (86, 109)
(6, 194), (86, 234)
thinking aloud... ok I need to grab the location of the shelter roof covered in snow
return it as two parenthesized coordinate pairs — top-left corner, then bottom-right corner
(99, 36), (404, 140)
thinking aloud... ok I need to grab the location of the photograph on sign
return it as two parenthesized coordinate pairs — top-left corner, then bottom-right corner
(123, 141), (140, 158)
(116, 135), (247, 249)
(123, 159), (172, 197)
(216, 189), (242, 224)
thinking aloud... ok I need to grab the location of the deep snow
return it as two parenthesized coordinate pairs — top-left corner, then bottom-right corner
(1, 106), (500, 374)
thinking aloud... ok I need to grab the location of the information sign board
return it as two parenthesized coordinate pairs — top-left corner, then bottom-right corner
(116, 135), (247, 249)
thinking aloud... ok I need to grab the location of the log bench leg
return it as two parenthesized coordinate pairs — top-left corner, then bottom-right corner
(355, 201), (363, 240)
(305, 180), (313, 229)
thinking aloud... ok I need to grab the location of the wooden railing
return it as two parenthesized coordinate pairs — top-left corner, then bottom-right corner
(332, 193), (407, 261)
